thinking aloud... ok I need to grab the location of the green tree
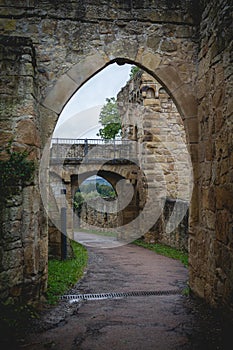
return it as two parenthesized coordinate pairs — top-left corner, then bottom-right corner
(73, 191), (84, 214)
(97, 97), (122, 140)
(129, 65), (140, 78)
(96, 183), (116, 198)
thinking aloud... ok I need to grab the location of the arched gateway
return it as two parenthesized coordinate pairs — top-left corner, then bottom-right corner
(0, 0), (232, 312)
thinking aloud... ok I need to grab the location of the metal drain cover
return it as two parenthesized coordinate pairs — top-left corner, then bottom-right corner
(61, 289), (182, 303)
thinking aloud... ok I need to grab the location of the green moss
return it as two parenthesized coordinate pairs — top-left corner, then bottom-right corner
(3, 19), (16, 31)
(46, 241), (88, 304)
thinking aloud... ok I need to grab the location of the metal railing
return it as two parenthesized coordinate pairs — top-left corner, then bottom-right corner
(51, 138), (124, 145)
(50, 138), (136, 162)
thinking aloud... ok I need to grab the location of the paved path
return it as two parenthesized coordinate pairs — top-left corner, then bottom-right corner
(21, 243), (230, 350)
(74, 230), (125, 248)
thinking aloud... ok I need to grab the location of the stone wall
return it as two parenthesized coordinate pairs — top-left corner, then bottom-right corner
(74, 197), (189, 252)
(0, 37), (47, 304)
(189, 0), (233, 309)
(144, 199), (189, 252)
(117, 70), (190, 250)
(76, 197), (122, 232)
(118, 71), (191, 200)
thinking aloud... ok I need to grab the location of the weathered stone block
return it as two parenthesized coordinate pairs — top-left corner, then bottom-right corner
(1, 248), (23, 270)
(160, 39), (177, 52)
(16, 119), (41, 147)
(216, 186), (233, 210)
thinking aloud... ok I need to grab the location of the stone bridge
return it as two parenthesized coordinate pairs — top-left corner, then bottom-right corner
(48, 138), (146, 254)
(50, 138), (136, 163)
(0, 0), (232, 313)
(48, 137), (189, 257)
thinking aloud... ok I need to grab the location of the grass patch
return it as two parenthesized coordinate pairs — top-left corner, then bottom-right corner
(0, 241), (87, 346)
(182, 285), (191, 296)
(74, 227), (116, 237)
(133, 239), (188, 267)
(46, 240), (88, 304)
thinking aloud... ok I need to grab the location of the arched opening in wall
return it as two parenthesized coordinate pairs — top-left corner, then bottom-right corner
(44, 59), (193, 255)
(146, 88), (156, 99)
(73, 175), (117, 231)
(52, 63), (133, 140)
(69, 166), (145, 248)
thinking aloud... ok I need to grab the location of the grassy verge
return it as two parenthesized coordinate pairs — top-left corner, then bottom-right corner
(46, 240), (88, 304)
(133, 239), (188, 267)
(0, 241), (87, 347)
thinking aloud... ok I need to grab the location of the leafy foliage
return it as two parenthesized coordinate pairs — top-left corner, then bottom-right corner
(79, 181), (116, 197)
(97, 122), (122, 140)
(129, 65), (140, 78)
(73, 191), (85, 214)
(97, 183), (116, 197)
(46, 240), (88, 304)
(97, 97), (122, 140)
(0, 142), (35, 205)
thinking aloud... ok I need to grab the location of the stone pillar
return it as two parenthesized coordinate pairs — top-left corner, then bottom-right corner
(0, 37), (47, 304)
(65, 180), (74, 240)
(189, 0), (233, 309)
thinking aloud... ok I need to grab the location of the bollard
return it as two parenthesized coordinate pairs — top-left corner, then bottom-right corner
(61, 206), (67, 260)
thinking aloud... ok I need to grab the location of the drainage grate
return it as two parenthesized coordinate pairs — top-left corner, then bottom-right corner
(61, 289), (182, 303)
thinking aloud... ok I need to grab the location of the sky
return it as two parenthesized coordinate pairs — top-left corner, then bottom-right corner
(53, 63), (132, 139)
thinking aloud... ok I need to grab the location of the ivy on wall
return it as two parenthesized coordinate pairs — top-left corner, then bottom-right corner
(0, 142), (35, 206)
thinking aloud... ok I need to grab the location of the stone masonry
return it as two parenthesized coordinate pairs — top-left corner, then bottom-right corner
(188, 0), (233, 308)
(49, 135), (189, 252)
(0, 37), (48, 304)
(0, 0), (232, 313)
(117, 70), (190, 250)
(77, 197), (122, 232)
(118, 70), (189, 200)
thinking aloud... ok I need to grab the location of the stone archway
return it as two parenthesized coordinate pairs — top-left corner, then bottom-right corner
(0, 34), (198, 304)
(50, 157), (145, 241)
(42, 51), (198, 145)
(71, 169), (139, 235)
(41, 52), (198, 224)
(1, 1), (232, 310)
(41, 50), (198, 287)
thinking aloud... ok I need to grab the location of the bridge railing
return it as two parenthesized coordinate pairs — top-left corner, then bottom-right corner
(50, 138), (136, 162)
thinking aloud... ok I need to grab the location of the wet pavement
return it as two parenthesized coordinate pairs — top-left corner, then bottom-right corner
(19, 243), (233, 350)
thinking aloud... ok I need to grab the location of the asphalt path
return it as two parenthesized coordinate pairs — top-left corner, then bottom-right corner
(20, 239), (231, 350)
